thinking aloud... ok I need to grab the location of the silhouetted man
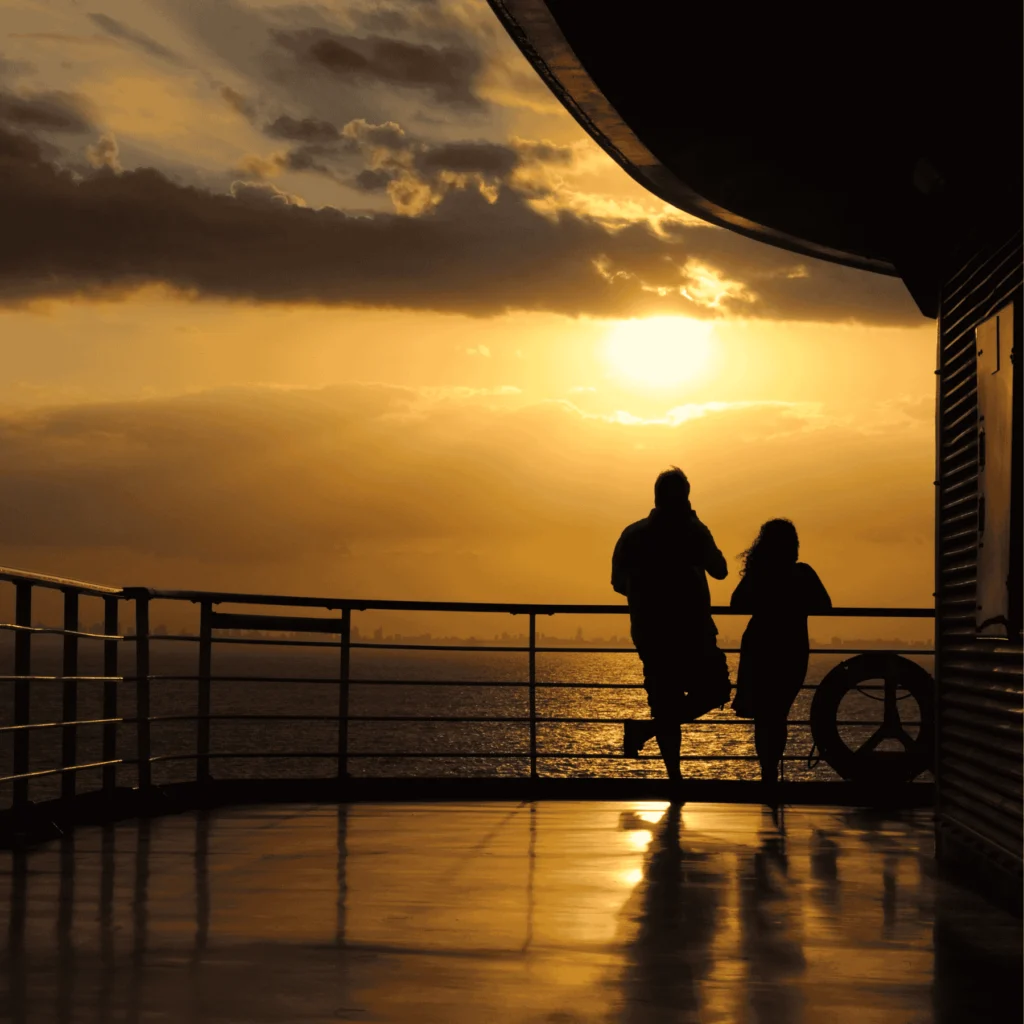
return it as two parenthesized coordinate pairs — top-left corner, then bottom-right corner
(612, 467), (730, 783)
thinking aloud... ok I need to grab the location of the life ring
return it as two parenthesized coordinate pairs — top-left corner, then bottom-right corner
(810, 653), (934, 783)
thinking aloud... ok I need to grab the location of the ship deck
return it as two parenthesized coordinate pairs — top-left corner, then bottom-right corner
(2, 800), (1019, 1023)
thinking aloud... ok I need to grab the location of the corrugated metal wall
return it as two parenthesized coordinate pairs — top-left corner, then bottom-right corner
(935, 229), (1023, 906)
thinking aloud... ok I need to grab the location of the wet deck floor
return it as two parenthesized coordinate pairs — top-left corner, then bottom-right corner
(0, 801), (1019, 1023)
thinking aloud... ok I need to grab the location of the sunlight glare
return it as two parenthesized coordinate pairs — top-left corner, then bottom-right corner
(635, 809), (666, 825)
(625, 830), (653, 852)
(604, 317), (713, 388)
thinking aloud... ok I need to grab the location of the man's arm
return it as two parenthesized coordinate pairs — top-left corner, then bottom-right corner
(693, 515), (728, 580)
(611, 532), (630, 596)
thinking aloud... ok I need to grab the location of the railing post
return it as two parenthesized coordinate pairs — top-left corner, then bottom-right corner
(61, 590), (79, 801)
(338, 607), (351, 781)
(12, 583), (32, 809)
(135, 594), (152, 790)
(529, 612), (537, 780)
(197, 601), (212, 785)
(102, 596), (119, 796)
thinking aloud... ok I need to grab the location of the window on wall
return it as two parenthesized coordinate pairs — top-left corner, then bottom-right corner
(975, 300), (1021, 638)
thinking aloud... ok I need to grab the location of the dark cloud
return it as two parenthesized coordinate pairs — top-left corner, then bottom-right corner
(220, 86), (256, 120)
(87, 13), (186, 66)
(512, 139), (574, 165)
(0, 89), (93, 134)
(273, 29), (482, 107)
(342, 118), (406, 149)
(416, 141), (519, 177)
(0, 125), (919, 323)
(0, 55), (35, 80)
(228, 179), (304, 207)
(269, 118), (571, 208)
(0, 126), (42, 162)
(352, 167), (393, 191)
(264, 114), (341, 143)
(278, 142), (340, 177)
(85, 133), (121, 171)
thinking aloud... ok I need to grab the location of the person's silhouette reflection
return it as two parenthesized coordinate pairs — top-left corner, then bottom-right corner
(126, 817), (151, 1024)
(809, 829), (840, 915)
(8, 847), (27, 1024)
(57, 834), (76, 1024)
(738, 831), (807, 1024)
(98, 826), (116, 1024)
(616, 804), (722, 1022)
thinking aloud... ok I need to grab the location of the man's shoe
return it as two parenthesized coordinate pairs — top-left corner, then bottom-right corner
(731, 695), (754, 719)
(623, 720), (647, 758)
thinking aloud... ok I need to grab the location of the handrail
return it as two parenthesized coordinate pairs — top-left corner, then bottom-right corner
(2, 566), (937, 818)
(0, 566), (121, 595)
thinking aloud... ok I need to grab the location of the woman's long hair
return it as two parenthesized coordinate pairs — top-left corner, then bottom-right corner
(740, 519), (799, 577)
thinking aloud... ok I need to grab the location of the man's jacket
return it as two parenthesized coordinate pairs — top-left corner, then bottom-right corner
(611, 507), (728, 636)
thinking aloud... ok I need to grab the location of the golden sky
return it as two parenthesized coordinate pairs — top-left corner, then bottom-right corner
(0, 0), (935, 612)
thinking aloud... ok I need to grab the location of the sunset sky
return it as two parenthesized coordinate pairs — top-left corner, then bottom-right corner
(0, 0), (935, 612)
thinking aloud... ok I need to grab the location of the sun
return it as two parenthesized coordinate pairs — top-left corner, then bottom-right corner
(604, 317), (714, 388)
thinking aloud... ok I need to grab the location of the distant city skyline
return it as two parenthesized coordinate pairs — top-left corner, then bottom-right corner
(6, 624), (935, 649)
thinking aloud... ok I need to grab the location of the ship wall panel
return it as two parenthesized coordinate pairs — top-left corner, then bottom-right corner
(935, 229), (1023, 911)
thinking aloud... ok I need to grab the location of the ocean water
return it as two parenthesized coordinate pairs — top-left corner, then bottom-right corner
(1, 636), (934, 800)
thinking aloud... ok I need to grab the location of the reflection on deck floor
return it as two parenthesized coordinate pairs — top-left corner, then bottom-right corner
(1, 802), (1019, 1023)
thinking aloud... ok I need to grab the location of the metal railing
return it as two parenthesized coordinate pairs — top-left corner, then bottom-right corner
(0, 566), (935, 811)
(0, 568), (123, 808)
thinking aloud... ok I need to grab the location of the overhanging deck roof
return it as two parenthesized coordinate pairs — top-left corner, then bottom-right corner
(489, 1), (1023, 316)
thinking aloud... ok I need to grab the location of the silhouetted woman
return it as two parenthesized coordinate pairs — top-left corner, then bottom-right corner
(730, 519), (831, 794)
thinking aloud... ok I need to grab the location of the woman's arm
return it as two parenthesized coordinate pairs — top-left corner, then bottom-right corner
(730, 573), (754, 611)
(800, 564), (832, 612)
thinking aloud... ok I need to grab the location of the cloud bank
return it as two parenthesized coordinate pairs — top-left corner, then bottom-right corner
(0, 0), (925, 323)
(0, 119), (920, 323)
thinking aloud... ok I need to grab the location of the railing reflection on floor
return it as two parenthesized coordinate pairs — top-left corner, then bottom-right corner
(1, 804), (1020, 1024)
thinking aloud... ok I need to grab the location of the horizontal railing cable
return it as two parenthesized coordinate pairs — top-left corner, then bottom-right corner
(125, 751), (822, 763)
(0, 675), (122, 683)
(119, 676), (914, 692)
(134, 713), (918, 728)
(0, 717), (124, 733)
(0, 759), (123, 784)
(116, 635), (934, 656)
